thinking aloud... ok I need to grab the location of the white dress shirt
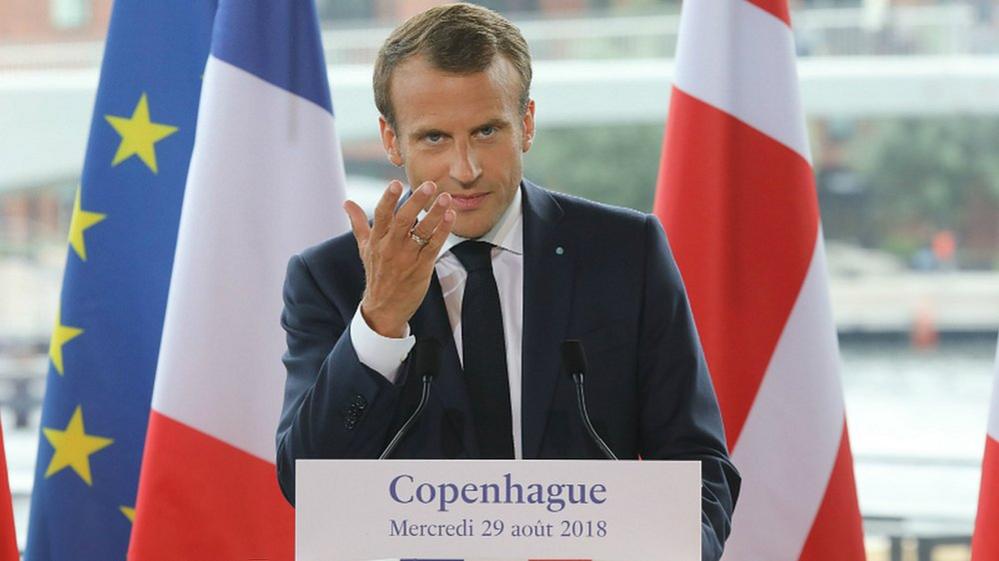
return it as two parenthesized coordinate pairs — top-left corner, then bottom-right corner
(349, 188), (525, 458)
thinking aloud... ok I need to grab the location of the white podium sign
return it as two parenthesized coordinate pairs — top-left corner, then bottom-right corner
(296, 459), (700, 561)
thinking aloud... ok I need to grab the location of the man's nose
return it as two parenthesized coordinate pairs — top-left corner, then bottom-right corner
(449, 142), (482, 186)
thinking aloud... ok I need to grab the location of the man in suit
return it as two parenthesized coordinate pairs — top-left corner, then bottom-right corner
(276, 3), (739, 559)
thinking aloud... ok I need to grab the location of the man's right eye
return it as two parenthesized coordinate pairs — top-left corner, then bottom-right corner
(425, 133), (444, 144)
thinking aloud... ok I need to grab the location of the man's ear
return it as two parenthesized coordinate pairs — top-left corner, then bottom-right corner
(521, 98), (536, 153)
(379, 116), (404, 166)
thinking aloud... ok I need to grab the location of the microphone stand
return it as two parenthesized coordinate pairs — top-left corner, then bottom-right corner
(563, 340), (618, 460)
(379, 375), (432, 459)
(379, 337), (440, 460)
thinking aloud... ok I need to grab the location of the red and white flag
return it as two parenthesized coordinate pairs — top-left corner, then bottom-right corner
(128, 2), (347, 559)
(0, 419), (18, 561)
(654, 0), (866, 559)
(972, 335), (999, 560)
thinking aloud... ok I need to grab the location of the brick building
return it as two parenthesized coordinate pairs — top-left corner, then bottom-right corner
(0, 0), (112, 43)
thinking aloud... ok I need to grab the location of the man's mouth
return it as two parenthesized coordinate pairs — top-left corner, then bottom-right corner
(450, 192), (489, 211)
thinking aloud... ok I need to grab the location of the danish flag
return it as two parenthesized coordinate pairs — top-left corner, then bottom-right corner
(972, 336), (999, 560)
(654, 0), (867, 559)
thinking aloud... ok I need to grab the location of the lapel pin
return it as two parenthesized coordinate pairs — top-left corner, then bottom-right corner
(555, 246), (564, 256)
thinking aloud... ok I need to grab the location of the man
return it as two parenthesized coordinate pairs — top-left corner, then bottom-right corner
(276, 3), (739, 559)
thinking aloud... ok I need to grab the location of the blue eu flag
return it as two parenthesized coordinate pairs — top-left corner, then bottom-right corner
(26, 2), (216, 559)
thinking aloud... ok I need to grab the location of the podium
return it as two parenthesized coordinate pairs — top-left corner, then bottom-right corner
(296, 459), (700, 561)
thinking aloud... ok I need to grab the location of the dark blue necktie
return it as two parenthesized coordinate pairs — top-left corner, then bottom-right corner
(451, 240), (515, 458)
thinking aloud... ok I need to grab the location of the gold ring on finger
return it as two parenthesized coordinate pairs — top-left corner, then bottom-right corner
(408, 229), (430, 247)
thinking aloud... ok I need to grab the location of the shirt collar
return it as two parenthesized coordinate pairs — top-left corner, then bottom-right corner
(438, 185), (523, 260)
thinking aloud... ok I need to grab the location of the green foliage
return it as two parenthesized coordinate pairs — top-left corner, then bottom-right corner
(521, 117), (999, 268)
(852, 117), (999, 232)
(523, 123), (664, 212)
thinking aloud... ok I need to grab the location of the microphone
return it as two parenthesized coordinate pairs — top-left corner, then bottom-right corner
(379, 337), (441, 460)
(561, 340), (618, 460)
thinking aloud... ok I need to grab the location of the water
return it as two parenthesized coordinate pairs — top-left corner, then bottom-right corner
(842, 336), (997, 529)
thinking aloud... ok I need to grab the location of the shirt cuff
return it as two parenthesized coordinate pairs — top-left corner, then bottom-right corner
(349, 305), (416, 384)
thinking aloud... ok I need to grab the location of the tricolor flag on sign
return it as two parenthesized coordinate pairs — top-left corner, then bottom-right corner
(127, 1), (348, 559)
(972, 334), (999, 560)
(654, 0), (866, 559)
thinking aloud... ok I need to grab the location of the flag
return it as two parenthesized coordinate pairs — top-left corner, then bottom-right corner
(25, 3), (214, 560)
(1, 418), (18, 560)
(654, 0), (866, 559)
(127, 1), (348, 559)
(972, 334), (999, 560)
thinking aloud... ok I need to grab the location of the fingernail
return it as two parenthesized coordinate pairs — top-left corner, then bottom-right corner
(444, 210), (455, 223)
(438, 193), (451, 206)
(389, 182), (402, 195)
(420, 182), (435, 195)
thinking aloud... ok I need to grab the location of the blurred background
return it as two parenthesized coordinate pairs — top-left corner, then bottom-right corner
(1, 0), (998, 559)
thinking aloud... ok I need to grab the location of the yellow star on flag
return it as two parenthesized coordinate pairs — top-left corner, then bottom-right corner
(43, 405), (114, 486)
(48, 307), (83, 375)
(104, 93), (178, 174)
(68, 186), (106, 261)
(119, 506), (136, 523)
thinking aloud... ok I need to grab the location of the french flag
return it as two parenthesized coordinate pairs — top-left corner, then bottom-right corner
(127, 1), (347, 559)
(1, 418), (17, 561)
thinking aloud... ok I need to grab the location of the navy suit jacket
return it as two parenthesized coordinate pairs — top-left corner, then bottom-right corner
(276, 180), (740, 560)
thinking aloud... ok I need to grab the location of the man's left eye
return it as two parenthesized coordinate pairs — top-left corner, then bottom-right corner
(478, 126), (496, 137)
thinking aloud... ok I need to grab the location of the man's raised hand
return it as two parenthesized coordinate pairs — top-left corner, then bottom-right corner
(343, 180), (455, 338)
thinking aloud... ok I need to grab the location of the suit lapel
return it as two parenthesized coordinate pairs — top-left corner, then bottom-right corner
(410, 272), (479, 457)
(520, 181), (574, 458)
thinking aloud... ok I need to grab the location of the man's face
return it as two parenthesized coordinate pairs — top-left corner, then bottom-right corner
(380, 55), (535, 239)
